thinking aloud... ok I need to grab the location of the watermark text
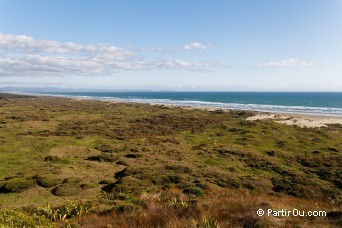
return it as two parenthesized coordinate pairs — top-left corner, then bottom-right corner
(257, 208), (326, 217)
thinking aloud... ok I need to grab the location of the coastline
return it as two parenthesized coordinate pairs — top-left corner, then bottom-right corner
(159, 104), (342, 128)
(39, 92), (342, 117)
(3, 92), (342, 128)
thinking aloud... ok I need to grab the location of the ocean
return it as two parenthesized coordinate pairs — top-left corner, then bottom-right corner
(35, 92), (342, 116)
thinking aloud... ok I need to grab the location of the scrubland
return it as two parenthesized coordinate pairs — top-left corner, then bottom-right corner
(0, 94), (341, 227)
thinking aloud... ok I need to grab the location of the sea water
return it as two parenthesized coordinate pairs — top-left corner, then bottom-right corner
(35, 92), (342, 116)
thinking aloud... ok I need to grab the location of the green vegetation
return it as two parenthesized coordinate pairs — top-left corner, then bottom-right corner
(52, 183), (82, 196)
(0, 178), (36, 193)
(35, 175), (62, 188)
(0, 95), (341, 226)
(183, 186), (204, 196)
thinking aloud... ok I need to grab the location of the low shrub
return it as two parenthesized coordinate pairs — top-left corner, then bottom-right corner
(52, 183), (82, 196)
(182, 186), (204, 196)
(1, 178), (36, 193)
(111, 176), (148, 193)
(271, 176), (312, 198)
(34, 175), (61, 188)
(101, 192), (145, 205)
(243, 183), (256, 191)
(125, 153), (142, 158)
(112, 204), (135, 213)
(161, 175), (182, 185)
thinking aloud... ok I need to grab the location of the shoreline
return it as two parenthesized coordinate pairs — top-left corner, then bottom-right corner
(3, 92), (342, 128)
(155, 104), (342, 128)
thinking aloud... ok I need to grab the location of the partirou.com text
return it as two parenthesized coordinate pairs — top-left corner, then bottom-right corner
(257, 208), (326, 217)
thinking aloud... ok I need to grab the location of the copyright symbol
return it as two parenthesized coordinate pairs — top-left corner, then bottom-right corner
(257, 209), (264, 216)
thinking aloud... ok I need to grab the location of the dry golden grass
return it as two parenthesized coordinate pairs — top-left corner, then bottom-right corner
(79, 188), (341, 227)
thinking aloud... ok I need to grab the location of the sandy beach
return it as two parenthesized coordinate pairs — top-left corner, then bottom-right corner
(245, 112), (342, 128)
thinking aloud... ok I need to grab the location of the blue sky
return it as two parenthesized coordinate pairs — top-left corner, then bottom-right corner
(0, 0), (341, 91)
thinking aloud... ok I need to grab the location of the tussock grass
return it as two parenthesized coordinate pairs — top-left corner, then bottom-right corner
(79, 189), (341, 227)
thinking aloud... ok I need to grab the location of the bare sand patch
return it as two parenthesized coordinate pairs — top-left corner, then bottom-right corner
(246, 113), (342, 128)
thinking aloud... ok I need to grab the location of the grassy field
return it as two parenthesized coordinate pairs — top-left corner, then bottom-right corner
(0, 94), (341, 227)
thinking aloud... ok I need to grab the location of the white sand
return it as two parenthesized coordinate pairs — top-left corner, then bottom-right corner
(246, 113), (342, 128)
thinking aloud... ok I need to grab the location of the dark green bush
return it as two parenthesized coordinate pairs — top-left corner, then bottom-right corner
(243, 183), (256, 190)
(271, 176), (310, 198)
(182, 186), (204, 196)
(125, 153), (142, 158)
(161, 175), (182, 185)
(112, 204), (134, 213)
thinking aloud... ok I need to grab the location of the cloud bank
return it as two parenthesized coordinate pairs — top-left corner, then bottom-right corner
(0, 33), (214, 77)
(257, 58), (315, 68)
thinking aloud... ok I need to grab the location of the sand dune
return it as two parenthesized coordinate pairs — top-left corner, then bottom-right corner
(246, 113), (342, 128)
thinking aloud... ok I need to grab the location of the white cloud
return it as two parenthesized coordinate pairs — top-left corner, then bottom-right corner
(0, 33), (132, 57)
(257, 58), (315, 68)
(153, 59), (214, 71)
(129, 42), (212, 52)
(0, 33), (215, 77)
(182, 42), (212, 50)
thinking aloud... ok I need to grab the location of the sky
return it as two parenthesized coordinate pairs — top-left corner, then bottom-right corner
(0, 0), (341, 91)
